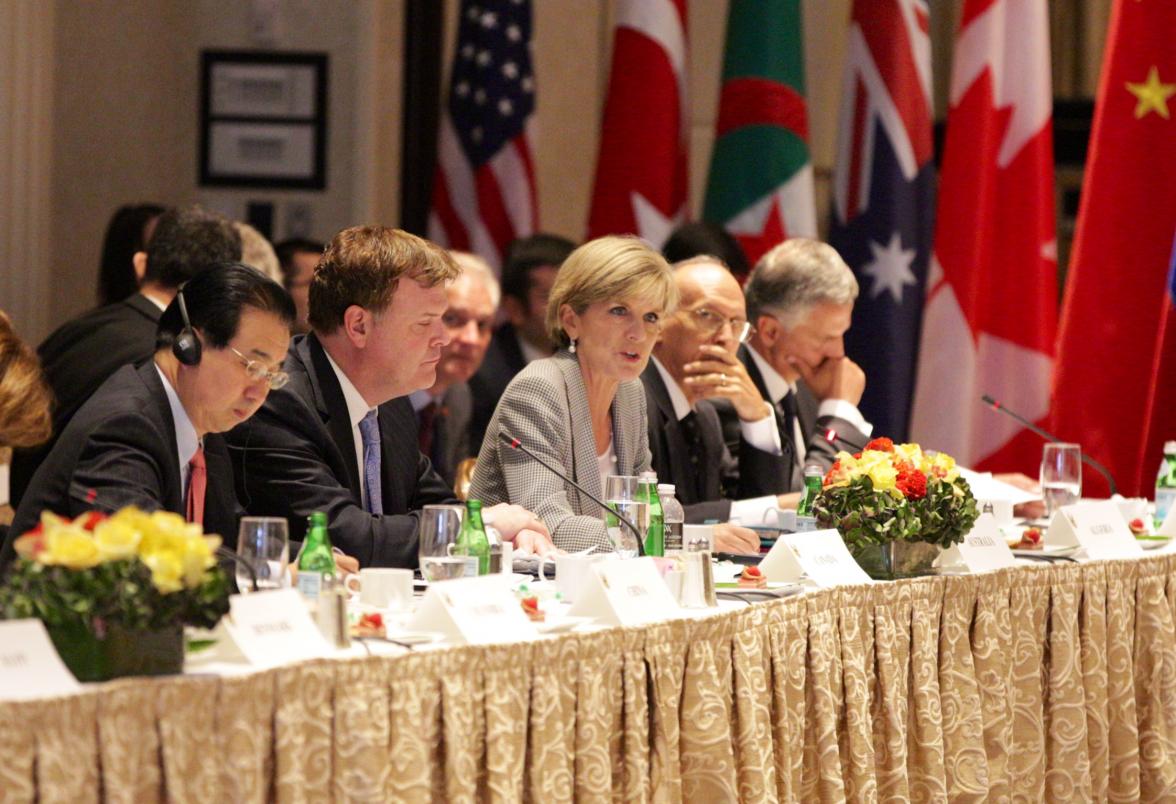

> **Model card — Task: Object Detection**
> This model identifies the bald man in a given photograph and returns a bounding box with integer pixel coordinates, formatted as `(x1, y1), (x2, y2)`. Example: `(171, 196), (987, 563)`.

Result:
(643, 256), (797, 554)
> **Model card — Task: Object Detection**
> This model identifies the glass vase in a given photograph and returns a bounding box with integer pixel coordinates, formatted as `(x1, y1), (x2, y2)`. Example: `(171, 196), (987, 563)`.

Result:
(47, 620), (184, 682)
(850, 540), (940, 581)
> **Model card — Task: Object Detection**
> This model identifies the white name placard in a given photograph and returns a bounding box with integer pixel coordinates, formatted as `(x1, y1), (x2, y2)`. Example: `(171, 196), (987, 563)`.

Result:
(1048, 501), (1144, 561)
(224, 588), (333, 668)
(759, 529), (873, 587)
(941, 514), (1017, 572)
(568, 557), (683, 626)
(410, 574), (537, 644)
(1160, 507), (1176, 538)
(0, 620), (82, 700)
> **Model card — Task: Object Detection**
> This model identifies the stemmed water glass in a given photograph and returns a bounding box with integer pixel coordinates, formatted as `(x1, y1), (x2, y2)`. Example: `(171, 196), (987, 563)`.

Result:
(235, 517), (289, 593)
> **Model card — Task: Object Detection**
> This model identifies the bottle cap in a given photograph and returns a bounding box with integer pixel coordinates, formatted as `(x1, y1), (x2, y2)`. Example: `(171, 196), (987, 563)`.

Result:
(658, 483), (675, 494)
(1165, 441), (1176, 454)
(639, 471), (658, 483)
(803, 464), (823, 476)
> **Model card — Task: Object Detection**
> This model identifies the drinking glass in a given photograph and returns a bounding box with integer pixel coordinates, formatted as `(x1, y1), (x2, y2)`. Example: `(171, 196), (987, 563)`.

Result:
(236, 517), (289, 593)
(1040, 443), (1082, 517)
(418, 504), (466, 582)
(605, 474), (640, 503)
(605, 500), (647, 558)
(604, 475), (646, 557)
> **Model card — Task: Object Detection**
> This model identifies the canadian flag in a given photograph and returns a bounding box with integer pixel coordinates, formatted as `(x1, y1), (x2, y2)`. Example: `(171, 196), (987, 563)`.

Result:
(585, 0), (688, 248)
(909, 0), (1057, 472)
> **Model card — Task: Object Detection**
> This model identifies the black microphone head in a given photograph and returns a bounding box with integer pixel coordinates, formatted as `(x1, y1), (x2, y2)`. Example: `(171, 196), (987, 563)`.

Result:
(498, 432), (516, 447)
(980, 394), (998, 408)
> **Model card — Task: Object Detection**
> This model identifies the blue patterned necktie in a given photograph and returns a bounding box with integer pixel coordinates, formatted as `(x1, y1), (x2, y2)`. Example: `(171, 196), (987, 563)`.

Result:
(358, 409), (383, 515)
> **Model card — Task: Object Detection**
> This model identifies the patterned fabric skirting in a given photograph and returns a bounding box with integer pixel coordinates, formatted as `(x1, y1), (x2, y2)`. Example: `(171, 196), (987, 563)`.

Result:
(4, 555), (1176, 802)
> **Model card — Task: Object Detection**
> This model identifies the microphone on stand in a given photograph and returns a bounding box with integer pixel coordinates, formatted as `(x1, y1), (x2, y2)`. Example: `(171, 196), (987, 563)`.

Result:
(499, 432), (646, 557)
(823, 427), (869, 453)
(980, 394), (1119, 496)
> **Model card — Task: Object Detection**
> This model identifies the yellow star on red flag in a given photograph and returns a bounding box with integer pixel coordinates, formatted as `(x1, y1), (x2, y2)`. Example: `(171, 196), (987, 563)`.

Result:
(1126, 66), (1175, 119)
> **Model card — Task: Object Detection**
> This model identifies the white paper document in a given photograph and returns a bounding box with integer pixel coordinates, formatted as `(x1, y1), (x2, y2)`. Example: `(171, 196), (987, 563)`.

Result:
(0, 620), (83, 700)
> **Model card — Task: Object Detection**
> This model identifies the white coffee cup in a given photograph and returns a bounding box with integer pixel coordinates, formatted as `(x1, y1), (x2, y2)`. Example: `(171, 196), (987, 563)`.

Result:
(553, 552), (603, 603)
(344, 568), (413, 611)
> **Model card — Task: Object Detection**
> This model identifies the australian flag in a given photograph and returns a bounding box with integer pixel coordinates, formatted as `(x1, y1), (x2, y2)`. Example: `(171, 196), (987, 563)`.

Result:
(828, 0), (935, 442)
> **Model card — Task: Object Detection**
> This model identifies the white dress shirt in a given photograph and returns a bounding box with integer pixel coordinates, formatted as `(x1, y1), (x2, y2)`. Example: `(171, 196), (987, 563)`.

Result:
(155, 363), (199, 493)
(323, 349), (378, 511)
(744, 345), (873, 471)
(649, 356), (779, 525)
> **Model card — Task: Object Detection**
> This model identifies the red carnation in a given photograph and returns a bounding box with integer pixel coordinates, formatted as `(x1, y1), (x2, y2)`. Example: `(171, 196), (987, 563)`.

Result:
(865, 437), (895, 452)
(896, 467), (927, 500)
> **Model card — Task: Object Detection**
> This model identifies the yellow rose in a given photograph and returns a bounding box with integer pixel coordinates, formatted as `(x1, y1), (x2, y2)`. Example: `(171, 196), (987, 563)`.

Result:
(143, 549), (185, 594)
(866, 461), (898, 493)
(40, 526), (102, 569)
(894, 443), (923, 465)
(179, 534), (219, 589)
(92, 520), (142, 561)
(929, 452), (959, 482)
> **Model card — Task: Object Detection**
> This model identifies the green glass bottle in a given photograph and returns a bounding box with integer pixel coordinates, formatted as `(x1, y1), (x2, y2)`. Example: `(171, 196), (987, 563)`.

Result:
(296, 511), (335, 599)
(455, 499), (490, 576)
(797, 466), (823, 517)
(638, 471), (664, 557)
(1156, 441), (1176, 528)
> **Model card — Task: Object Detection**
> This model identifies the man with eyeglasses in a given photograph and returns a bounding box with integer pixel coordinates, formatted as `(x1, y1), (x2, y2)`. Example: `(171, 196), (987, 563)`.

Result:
(4, 264), (295, 567)
(227, 226), (555, 569)
(642, 256), (795, 551)
(410, 252), (500, 485)
(740, 238), (871, 491)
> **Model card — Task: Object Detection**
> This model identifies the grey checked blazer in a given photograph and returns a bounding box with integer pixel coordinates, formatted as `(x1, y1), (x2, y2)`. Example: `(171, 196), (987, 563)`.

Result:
(469, 350), (652, 552)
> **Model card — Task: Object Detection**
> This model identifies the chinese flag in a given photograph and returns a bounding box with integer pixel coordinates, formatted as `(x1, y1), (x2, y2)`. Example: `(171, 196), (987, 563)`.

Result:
(1052, 0), (1176, 497)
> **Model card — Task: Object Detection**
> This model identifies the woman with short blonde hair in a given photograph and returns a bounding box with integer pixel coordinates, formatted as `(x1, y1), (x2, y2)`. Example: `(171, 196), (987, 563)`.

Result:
(471, 236), (678, 552)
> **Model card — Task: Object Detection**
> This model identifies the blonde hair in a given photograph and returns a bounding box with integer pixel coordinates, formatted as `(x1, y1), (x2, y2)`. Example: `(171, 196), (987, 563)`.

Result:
(0, 312), (52, 448)
(234, 222), (283, 284)
(545, 236), (677, 346)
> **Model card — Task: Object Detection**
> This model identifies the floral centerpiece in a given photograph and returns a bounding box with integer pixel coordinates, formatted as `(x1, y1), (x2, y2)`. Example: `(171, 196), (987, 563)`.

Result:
(811, 437), (979, 579)
(0, 507), (230, 681)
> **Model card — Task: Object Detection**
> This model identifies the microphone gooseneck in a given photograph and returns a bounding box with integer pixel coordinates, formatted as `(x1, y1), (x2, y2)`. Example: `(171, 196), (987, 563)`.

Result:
(823, 427), (869, 453)
(980, 394), (1119, 496)
(499, 432), (646, 556)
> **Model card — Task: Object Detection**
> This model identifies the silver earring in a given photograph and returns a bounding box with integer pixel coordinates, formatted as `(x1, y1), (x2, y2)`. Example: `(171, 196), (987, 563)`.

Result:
(569, 338), (577, 354)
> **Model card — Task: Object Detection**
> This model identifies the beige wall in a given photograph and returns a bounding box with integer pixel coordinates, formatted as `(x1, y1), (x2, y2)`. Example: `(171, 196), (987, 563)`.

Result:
(6, 0), (1109, 342)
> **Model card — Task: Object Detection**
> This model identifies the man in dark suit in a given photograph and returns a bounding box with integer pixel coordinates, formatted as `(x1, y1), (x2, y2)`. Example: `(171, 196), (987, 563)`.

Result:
(411, 252), (499, 486)
(4, 264), (296, 567)
(9, 206), (241, 507)
(643, 258), (793, 550)
(467, 233), (575, 451)
(739, 238), (872, 490)
(228, 226), (554, 569)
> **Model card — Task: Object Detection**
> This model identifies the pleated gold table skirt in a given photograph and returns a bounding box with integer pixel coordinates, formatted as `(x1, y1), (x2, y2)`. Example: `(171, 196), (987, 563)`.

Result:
(4, 555), (1176, 802)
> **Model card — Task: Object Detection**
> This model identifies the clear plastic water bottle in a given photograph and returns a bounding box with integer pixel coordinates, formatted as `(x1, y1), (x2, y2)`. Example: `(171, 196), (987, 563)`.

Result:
(658, 483), (684, 555)
(1156, 441), (1176, 528)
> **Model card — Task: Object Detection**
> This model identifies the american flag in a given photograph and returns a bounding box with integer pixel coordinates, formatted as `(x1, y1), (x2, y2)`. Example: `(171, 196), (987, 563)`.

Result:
(828, 0), (935, 442)
(429, 0), (537, 270)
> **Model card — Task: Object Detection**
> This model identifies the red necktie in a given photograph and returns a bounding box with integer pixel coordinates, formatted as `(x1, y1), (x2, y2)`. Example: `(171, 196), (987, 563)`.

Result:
(186, 446), (206, 526)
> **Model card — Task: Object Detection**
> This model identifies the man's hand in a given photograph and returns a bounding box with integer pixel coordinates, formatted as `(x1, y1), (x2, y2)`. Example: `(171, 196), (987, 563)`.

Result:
(775, 491), (803, 510)
(683, 344), (772, 422)
(789, 354), (865, 405)
(714, 523), (761, 554)
(484, 503), (553, 544)
(994, 472), (1047, 519)
(333, 552), (360, 576)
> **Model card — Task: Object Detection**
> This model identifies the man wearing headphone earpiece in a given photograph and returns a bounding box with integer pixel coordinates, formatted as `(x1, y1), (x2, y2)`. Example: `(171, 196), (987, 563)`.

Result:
(3, 264), (297, 568)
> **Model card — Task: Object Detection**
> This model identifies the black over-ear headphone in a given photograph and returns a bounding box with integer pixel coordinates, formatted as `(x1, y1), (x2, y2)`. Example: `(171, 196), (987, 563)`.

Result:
(172, 285), (202, 366)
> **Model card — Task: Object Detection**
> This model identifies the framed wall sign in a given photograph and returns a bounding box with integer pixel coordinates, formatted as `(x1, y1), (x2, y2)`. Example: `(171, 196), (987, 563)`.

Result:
(199, 50), (328, 189)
